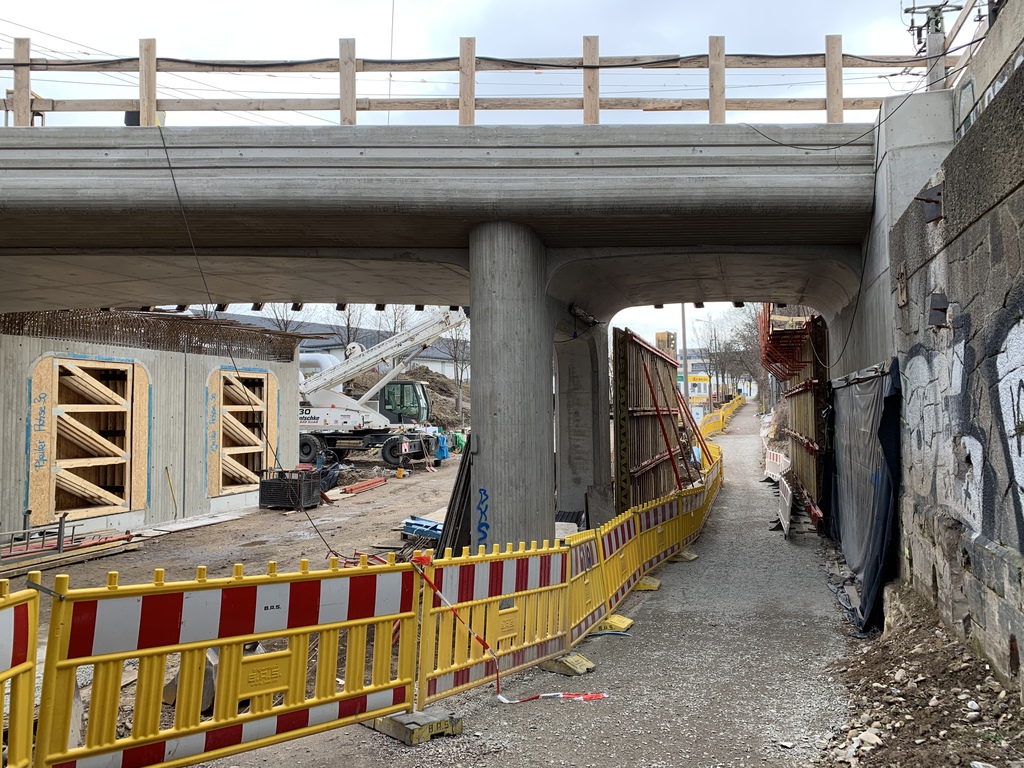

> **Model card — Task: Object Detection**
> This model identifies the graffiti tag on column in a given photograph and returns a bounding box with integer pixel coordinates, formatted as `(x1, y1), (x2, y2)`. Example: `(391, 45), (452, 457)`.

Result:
(31, 392), (48, 471)
(476, 488), (490, 545)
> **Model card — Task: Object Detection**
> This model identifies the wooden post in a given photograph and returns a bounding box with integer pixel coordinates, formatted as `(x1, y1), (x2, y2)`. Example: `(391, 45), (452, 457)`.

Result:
(139, 38), (158, 127)
(583, 35), (599, 125)
(459, 37), (476, 126)
(825, 35), (843, 123)
(708, 36), (725, 124)
(339, 38), (357, 125)
(13, 38), (31, 127)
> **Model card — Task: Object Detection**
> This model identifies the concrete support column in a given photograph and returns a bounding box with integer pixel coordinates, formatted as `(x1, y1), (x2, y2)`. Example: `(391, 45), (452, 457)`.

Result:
(469, 222), (554, 548)
(555, 324), (611, 520)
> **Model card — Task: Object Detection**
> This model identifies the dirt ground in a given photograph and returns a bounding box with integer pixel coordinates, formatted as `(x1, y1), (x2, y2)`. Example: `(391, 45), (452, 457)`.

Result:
(25, 408), (1024, 767)
(817, 586), (1024, 767)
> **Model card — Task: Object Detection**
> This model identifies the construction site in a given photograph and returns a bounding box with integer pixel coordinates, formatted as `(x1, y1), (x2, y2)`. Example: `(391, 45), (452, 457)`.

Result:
(3, 1), (1024, 765)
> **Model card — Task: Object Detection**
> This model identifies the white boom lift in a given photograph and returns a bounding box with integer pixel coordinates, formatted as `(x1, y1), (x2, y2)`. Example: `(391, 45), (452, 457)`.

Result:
(298, 308), (467, 466)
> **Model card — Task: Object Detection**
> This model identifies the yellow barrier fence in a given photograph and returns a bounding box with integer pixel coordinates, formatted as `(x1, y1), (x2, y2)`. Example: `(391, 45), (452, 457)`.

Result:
(34, 556), (418, 768)
(1, 574), (40, 768)
(16, 450), (728, 767)
(698, 411), (724, 438)
(634, 493), (683, 576)
(597, 511), (644, 613)
(417, 542), (569, 706)
(564, 530), (607, 646)
(681, 446), (724, 548)
(698, 396), (746, 439)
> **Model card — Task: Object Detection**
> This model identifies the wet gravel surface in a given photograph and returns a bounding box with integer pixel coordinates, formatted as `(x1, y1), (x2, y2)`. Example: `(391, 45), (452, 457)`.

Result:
(202, 407), (850, 768)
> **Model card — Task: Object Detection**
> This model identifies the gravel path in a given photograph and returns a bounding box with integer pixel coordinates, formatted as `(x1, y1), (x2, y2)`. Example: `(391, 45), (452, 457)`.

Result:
(204, 405), (850, 768)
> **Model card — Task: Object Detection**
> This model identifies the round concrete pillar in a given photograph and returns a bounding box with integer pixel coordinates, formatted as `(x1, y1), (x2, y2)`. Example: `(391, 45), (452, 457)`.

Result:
(469, 222), (554, 549)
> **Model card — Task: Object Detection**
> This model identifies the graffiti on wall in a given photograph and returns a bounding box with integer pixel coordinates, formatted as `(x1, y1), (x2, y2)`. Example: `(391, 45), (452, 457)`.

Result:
(903, 291), (1024, 551)
(903, 314), (991, 537)
(997, 320), (1024, 502)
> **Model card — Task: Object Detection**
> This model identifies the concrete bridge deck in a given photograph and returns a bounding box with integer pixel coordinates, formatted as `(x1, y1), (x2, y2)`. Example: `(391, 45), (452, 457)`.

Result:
(0, 124), (874, 316)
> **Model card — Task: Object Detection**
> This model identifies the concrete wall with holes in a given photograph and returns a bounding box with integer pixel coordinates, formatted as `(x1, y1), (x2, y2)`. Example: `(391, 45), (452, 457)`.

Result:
(892, 57), (1024, 683)
(0, 334), (298, 534)
(826, 89), (955, 376)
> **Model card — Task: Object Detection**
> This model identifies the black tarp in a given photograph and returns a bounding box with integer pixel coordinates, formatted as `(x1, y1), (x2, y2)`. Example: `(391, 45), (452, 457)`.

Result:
(828, 358), (902, 631)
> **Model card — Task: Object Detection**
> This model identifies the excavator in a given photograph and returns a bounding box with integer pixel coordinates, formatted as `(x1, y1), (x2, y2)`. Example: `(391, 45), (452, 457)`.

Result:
(297, 308), (467, 466)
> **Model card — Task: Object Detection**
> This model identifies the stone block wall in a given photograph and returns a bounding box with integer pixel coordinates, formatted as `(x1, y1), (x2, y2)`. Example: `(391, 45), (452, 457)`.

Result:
(893, 56), (1024, 682)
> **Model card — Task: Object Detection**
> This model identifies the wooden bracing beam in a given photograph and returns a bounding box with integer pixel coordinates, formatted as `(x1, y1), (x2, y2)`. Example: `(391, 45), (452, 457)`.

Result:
(57, 413), (127, 458)
(222, 454), (260, 485)
(221, 411), (262, 447)
(58, 363), (128, 406)
(54, 469), (126, 507)
(223, 374), (264, 407)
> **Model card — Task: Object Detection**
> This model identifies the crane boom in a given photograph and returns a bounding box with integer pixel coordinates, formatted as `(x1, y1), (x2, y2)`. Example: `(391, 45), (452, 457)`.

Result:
(299, 308), (467, 398)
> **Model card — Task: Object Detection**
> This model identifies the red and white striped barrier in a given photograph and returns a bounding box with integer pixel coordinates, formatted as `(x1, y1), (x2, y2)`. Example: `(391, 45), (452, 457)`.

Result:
(779, 475), (794, 537)
(429, 553), (567, 608)
(600, 516), (637, 561)
(570, 538), (599, 578)
(65, 571), (416, 658)
(600, 516), (642, 611)
(566, 534), (607, 645)
(637, 498), (682, 572)
(51, 686), (408, 768)
(0, 599), (31, 674)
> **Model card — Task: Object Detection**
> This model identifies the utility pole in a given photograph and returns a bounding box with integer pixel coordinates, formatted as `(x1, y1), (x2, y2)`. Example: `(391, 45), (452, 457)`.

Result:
(925, 6), (946, 91)
(680, 303), (691, 412)
(904, 4), (957, 90)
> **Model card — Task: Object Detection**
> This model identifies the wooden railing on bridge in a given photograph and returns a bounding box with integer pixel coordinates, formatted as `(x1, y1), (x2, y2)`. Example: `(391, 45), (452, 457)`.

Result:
(2, 31), (980, 128)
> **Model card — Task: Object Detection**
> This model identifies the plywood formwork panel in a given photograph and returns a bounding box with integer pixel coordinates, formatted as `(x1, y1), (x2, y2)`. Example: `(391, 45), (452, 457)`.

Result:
(207, 368), (279, 498)
(26, 356), (149, 525)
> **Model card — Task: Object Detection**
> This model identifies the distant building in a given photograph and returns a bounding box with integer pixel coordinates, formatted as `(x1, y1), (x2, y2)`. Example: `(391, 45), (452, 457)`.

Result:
(206, 312), (468, 381)
(655, 331), (677, 360)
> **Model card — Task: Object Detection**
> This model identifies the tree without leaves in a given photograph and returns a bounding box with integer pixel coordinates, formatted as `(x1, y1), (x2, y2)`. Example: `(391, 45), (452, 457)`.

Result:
(690, 319), (730, 404)
(373, 305), (411, 348)
(722, 304), (768, 404)
(262, 303), (309, 333)
(323, 304), (369, 349)
(436, 319), (471, 423)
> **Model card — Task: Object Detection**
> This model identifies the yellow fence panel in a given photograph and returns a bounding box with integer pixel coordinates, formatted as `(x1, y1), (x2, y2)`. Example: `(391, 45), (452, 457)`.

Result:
(1, 575), (40, 768)
(699, 412), (724, 438)
(417, 542), (568, 706)
(564, 531), (608, 646)
(597, 512), (643, 613)
(634, 493), (682, 576)
(34, 557), (418, 768)
(698, 396), (746, 439)
(678, 450), (724, 547)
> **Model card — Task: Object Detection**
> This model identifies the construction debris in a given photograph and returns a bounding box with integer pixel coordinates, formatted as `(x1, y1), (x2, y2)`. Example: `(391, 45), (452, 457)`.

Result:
(340, 477), (388, 495)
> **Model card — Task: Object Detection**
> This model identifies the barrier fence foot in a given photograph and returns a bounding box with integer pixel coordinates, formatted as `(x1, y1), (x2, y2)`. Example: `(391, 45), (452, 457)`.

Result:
(595, 614), (634, 633)
(670, 549), (700, 562)
(633, 576), (661, 591)
(539, 652), (596, 677)
(365, 707), (463, 746)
